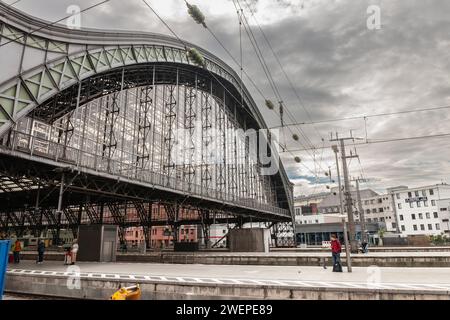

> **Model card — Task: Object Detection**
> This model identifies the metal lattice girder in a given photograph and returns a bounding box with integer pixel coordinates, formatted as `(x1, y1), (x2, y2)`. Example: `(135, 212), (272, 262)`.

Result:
(183, 81), (197, 188)
(0, 4), (295, 220)
(136, 86), (153, 168)
(0, 6), (257, 139)
(200, 84), (213, 195)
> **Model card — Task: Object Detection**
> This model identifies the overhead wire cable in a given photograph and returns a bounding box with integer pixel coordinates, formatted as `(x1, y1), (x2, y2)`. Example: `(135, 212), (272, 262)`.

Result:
(0, 0), (112, 48)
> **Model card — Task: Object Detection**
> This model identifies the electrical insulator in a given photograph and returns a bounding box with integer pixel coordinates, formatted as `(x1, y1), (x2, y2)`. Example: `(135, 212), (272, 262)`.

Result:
(265, 100), (275, 110)
(187, 48), (205, 66)
(186, 2), (207, 28)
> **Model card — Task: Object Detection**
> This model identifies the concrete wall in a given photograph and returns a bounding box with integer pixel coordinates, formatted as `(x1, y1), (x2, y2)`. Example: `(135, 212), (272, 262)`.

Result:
(17, 251), (450, 267)
(5, 273), (450, 300)
(228, 229), (270, 253)
(77, 225), (118, 262)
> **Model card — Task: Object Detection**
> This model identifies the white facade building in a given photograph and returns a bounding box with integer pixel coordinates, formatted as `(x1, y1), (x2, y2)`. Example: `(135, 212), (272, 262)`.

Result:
(297, 214), (343, 226)
(361, 194), (398, 232)
(389, 184), (450, 236)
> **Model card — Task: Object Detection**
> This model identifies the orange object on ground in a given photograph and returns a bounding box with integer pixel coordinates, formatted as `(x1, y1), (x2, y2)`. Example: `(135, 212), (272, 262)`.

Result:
(110, 285), (141, 300)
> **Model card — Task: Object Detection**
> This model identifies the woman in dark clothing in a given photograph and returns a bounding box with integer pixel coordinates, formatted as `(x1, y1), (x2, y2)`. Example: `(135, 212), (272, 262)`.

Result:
(330, 234), (343, 272)
(37, 239), (45, 264)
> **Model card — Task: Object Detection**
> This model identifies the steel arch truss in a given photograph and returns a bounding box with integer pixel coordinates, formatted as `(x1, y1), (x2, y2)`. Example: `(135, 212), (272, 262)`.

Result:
(0, 5), (295, 243)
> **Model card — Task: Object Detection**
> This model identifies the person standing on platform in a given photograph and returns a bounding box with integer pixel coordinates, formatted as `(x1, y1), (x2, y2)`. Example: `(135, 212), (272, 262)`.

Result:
(330, 234), (343, 272)
(13, 239), (22, 264)
(71, 239), (79, 265)
(37, 239), (45, 264)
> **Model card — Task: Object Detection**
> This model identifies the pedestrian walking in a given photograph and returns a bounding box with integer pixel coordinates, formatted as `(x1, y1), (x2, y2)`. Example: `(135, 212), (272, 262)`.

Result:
(330, 234), (343, 272)
(37, 239), (45, 264)
(71, 239), (79, 265)
(13, 239), (22, 264)
(63, 244), (72, 265)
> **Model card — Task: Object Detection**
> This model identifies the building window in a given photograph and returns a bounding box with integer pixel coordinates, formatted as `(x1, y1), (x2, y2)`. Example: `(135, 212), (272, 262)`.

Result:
(408, 192), (412, 198)
(434, 212), (439, 218)
(366, 209), (371, 214)
(400, 215), (404, 221)
(415, 191), (420, 197)
(398, 203), (402, 209)
(419, 213), (423, 219)
(396, 193), (400, 199)
(424, 201), (428, 207)
(431, 200), (436, 206)
(420, 224), (425, 231)
(409, 202), (414, 208)
(401, 225), (405, 231)
(413, 225), (417, 231)
(430, 189), (434, 195)
(367, 218), (372, 222)
(426, 212), (431, 219)
(411, 214), (416, 220)
(417, 201), (421, 207)
(422, 190), (427, 197)
(392, 222), (397, 229)
(379, 208), (384, 213)
(428, 224), (433, 230)
(436, 224), (441, 230)
(372, 209), (377, 213)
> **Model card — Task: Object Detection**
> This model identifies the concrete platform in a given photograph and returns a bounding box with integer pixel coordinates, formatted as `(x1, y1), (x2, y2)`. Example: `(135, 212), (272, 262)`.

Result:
(17, 250), (450, 267)
(273, 246), (450, 253)
(5, 261), (450, 300)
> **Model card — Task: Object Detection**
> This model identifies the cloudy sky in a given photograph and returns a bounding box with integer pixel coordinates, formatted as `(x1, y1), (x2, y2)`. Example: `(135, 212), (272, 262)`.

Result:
(6, 0), (450, 197)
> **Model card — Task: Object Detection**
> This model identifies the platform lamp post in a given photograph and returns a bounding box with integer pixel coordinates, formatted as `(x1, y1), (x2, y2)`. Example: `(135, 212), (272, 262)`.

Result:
(332, 145), (352, 272)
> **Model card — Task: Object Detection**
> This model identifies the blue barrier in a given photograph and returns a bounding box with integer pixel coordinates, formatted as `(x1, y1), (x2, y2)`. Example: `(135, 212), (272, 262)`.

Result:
(0, 240), (11, 300)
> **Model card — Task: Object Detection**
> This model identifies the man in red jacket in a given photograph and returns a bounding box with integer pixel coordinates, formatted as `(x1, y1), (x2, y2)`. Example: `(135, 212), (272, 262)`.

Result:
(330, 234), (343, 272)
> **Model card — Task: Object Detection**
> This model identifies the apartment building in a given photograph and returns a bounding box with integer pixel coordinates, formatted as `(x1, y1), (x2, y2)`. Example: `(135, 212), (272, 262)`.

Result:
(361, 194), (397, 232)
(389, 184), (450, 236)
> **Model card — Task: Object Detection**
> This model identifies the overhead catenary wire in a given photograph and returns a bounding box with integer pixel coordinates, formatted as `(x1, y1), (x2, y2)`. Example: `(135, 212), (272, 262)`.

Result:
(182, 1), (322, 173)
(230, 1), (316, 149)
(238, 0), (334, 176)
(240, 0), (324, 143)
(142, 1), (328, 183)
(233, 0), (318, 151)
(141, 1), (263, 125)
(285, 132), (450, 153)
(4, 0), (22, 8)
(232, 0), (328, 177)
(0, 0), (112, 48)
(185, 1), (319, 160)
(271, 104), (450, 128)
(231, 1), (320, 153)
